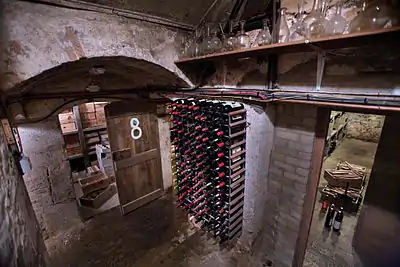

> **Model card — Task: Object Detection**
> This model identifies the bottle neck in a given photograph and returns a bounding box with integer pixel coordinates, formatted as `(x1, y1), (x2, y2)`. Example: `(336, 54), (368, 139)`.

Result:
(262, 19), (269, 30)
(311, 0), (323, 12)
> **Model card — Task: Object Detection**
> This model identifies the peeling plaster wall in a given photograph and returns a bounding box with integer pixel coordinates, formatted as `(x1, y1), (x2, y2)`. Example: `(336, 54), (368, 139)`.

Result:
(239, 104), (275, 249)
(345, 113), (384, 143)
(18, 117), (81, 240)
(0, 0), (190, 92)
(158, 116), (173, 191)
(0, 124), (49, 266)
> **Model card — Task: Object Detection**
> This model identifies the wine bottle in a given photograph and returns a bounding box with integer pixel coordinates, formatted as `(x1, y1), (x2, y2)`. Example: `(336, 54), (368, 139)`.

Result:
(333, 207), (344, 232)
(324, 204), (335, 228)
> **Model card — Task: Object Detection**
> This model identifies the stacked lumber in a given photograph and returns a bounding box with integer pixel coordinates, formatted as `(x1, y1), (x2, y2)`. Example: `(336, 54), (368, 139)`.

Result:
(324, 161), (366, 189)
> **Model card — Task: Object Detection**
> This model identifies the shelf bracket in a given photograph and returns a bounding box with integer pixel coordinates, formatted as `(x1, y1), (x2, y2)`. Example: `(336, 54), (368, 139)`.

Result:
(316, 51), (326, 91)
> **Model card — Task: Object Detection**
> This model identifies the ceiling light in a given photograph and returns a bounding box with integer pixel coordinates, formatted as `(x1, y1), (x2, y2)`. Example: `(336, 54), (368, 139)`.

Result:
(86, 84), (101, 92)
(90, 66), (106, 75)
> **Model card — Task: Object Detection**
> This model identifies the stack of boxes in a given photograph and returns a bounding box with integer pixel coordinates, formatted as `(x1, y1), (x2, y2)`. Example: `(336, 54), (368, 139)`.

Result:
(79, 102), (107, 129)
(58, 108), (77, 133)
(58, 109), (82, 157)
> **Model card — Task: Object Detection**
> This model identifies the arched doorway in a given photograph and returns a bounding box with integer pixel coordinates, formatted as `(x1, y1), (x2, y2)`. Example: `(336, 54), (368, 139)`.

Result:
(3, 56), (196, 266)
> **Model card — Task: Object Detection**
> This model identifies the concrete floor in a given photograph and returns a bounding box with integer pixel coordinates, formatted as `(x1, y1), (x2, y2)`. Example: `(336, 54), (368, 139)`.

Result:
(45, 192), (257, 267)
(303, 138), (379, 267)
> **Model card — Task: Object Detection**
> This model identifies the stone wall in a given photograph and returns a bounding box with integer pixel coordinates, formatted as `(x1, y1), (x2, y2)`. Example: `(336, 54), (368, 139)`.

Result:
(158, 116), (173, 191)
(345, 113), (384, 143)
(0, 0), (189, 92)
(257, 103), (317, 267)
(18, 117), (81, 240)
(353, 113), (400, 267)
(0, 123), (49, 266)
(239, 104), (275, 249)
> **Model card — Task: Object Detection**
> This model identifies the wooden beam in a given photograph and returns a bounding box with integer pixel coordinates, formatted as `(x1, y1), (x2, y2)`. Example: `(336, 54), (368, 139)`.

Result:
(73, 105), (89, 167)
(292, 107), (330, 267)
(115, 149), (158, 170)
(121, 189), (163, 215)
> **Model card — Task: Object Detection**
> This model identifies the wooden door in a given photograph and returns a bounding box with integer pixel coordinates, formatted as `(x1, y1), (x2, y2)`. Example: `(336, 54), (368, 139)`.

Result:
(105, 101), (163, 215)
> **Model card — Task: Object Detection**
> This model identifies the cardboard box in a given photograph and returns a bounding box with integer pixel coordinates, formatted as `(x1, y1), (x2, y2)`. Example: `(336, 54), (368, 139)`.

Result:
(61, 122), (77, 133)
(79, 184), (117, 209)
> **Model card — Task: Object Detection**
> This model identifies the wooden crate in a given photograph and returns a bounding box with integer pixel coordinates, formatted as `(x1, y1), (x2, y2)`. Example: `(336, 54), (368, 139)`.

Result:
(81, 112), (96, 121)
(79, 173), (110, 195)
(324, 170), (364, 189)
(80, 103), (95, 113)
(80, 184), (117, 209)
(58, 112), (75, 124)
(61, 122), (77, 133)
(67, 147), (82, 156)
(82, 118), (98, 128)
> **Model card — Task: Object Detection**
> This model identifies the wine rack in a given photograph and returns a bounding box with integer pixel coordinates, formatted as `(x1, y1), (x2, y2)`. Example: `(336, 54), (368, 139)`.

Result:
(169, 98), (246, 241)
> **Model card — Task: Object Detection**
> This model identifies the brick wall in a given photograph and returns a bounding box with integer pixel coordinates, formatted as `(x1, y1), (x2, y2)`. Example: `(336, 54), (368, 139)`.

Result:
(259, 103), (317, 267)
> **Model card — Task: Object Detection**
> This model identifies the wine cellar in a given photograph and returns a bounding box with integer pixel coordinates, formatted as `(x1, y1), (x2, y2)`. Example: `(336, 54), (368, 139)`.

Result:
(2, 0), (400, 266)
(169, 99), (246, 241)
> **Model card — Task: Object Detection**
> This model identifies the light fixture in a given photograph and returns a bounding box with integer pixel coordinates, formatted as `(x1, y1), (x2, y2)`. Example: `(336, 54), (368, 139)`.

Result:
(86, 84), (101, 92)
(89, 66), (106, 75)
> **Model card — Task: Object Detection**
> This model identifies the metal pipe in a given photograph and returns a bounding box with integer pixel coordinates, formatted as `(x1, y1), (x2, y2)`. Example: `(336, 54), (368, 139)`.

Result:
(274, 99), (400, 112)
(21, 0), (194, 31)
(270, 89), (400, 98)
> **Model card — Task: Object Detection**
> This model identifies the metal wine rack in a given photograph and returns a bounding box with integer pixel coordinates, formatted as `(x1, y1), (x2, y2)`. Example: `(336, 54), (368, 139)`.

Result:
(169, 99), (246, 242)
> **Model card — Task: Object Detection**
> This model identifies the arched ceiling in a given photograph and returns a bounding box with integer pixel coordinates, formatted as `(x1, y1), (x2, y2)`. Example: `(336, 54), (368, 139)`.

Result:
(6, 56), (189, 99)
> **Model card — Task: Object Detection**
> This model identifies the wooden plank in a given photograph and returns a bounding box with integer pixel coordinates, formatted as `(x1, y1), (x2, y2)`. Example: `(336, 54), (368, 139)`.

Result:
(121, 189), (162, 215)
(115, 149), (158, 170)
(106, 100), (157, 118)
(231, 168), (245, 179)
(73, 106), (88, 167)
(229, 208), (243, 223)
(230, 139), (246, 149)
(175, 27), (400, 64)
(293, 107), (330, 267)
(230, 129), (246, 139)
(229, 119), (246, 127)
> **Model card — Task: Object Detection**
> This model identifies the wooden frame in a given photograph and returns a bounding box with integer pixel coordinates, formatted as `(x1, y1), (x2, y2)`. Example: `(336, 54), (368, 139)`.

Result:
(293, 106), (392, 266)
(293, 107), (330, 267)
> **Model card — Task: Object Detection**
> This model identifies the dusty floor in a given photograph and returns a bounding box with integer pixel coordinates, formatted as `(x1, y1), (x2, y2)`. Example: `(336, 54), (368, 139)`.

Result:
(303, 138), (379, 267)
(46, 193), (257, 267)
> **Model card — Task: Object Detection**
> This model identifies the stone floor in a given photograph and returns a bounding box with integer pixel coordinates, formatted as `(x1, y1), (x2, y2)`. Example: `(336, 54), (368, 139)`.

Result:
(46, 192), (257, 267)
(303, 138), (379, 267)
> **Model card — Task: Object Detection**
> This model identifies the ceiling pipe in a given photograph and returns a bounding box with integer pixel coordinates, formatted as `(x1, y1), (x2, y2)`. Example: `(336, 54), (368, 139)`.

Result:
(20, 0), (194, 31)
(274, 99), (400, 112)
(269, 89), (400, 98)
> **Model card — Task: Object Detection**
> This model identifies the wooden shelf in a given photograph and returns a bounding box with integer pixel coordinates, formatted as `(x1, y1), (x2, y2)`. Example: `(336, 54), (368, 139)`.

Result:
(68, 154), (84, 160)
(63, 130), (78, 136)
(175, 27), (400, 64)
(83, 125), (107, 133)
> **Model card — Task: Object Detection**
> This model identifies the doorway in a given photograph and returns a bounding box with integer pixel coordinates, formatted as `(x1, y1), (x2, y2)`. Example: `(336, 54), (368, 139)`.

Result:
(303, 111), (385, 266)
